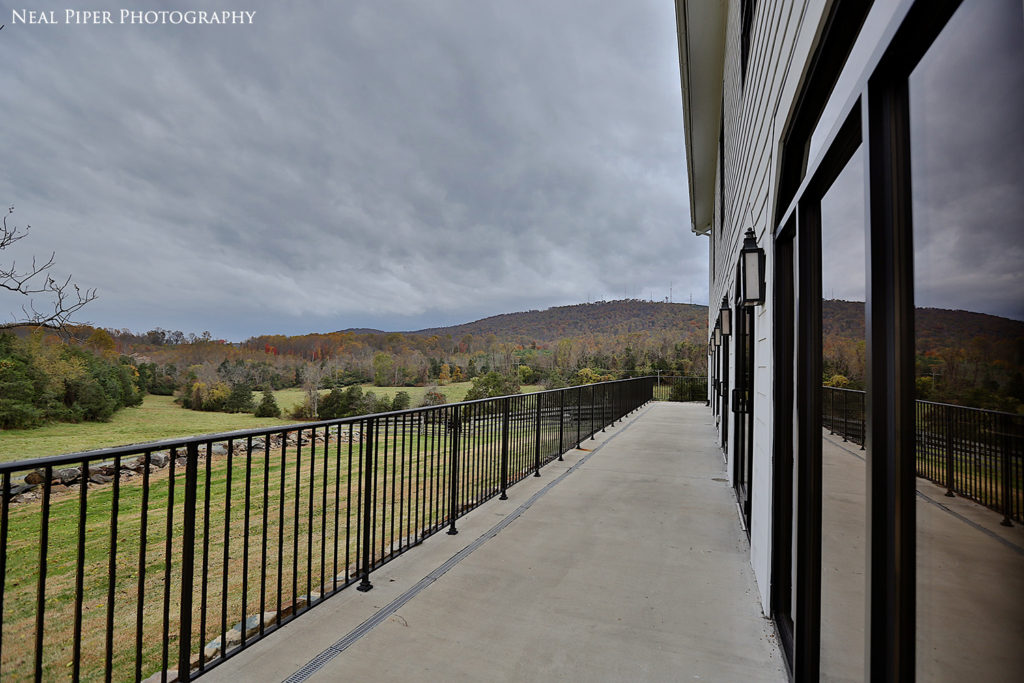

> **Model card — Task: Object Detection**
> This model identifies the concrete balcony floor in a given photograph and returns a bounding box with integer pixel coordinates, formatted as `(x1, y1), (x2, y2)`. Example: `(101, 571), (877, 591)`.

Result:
(206, 402), (786, 682)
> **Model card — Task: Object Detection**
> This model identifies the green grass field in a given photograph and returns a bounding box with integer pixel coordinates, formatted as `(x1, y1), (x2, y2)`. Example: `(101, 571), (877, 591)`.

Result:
(0, 411), (564, 681)
(0, 384), (544, 464)
(0, 396), (295, 463)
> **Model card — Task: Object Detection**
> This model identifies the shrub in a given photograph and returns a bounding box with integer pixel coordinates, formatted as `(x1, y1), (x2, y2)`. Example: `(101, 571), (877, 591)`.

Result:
(420, 388), (447, 407)
(289, 399), (315, 420)
(391, 391), (411, 411)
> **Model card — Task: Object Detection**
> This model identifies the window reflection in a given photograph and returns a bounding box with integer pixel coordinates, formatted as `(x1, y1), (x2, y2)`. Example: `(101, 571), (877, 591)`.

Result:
(911, 0), (1024, 679)
(819, 145), (866, 681)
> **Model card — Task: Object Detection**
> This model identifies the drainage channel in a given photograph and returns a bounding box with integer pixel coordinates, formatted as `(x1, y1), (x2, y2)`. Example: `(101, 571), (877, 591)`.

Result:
(282, 404), (652, 683)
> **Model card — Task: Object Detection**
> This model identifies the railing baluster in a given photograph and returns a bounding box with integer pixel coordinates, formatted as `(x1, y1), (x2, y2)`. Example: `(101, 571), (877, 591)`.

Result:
(344, 425), (353, 586)
(160, 453), (175, 683)
(72, 460), (89, 681)
(577, 387), (582, 447)
(276, 435), (287, 627)
(558, 390), (565, 461)
(307, 429), (315, 606)
(500, 398), (510, 499)
(358, 419), (375, 592)
(199, 445), (211, 666)
(135, 453), (151, 682)
(178, 443), (199, 681)
(534, 395), (542, 477)
(222, 441), (233, 651)
(259, 438), (270, 638)
(333, 426), (341, 593)
(105, 455), (121, 683)
(321, 427), (328, 597)
(590, 386), (596, 440)
(945, 405), (956, 497)
(447, 409), (461, 535)
(34, 466), (52, 683)
(292, 431), (301, 616)
(0, 472), (9, 677)
(242, 437), (253, 648)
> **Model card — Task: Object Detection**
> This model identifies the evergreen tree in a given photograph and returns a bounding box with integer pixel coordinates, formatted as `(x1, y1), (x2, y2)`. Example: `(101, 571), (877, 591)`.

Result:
(224, 383), (255, 413)
(254, 388), (281, 417)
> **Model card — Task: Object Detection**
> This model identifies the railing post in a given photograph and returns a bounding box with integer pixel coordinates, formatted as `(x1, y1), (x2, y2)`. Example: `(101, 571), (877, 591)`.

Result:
(447, 410), (461, 534)
(500, 398), (510, 499)
(177, 443), (199, 680)
(533, 395), (542, 476)
(1000, 413), (1013, 527)
(944, 405), (955, 497)
(558, 390), (565, 461)
(357, 419), (375, 591)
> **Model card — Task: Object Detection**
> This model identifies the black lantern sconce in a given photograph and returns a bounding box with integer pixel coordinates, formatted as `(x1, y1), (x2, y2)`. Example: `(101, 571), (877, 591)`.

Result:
(713, 321), (722, 348)
(740, 227), (766, 307)
(719, 296), (732, 336)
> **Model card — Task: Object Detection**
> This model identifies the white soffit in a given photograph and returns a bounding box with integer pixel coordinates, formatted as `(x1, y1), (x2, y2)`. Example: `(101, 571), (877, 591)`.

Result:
(675, 0), (727, 236)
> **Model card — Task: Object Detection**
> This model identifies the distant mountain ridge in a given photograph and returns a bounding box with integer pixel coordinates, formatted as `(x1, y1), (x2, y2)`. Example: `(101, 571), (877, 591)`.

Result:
(339, 300), (709, 342)
(822, 299), (1024, 345)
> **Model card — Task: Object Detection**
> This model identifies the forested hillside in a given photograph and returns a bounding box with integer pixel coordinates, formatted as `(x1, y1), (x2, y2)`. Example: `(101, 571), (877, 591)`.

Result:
(2, 301), (710, 430)
(407, 300), (708, 342)
(822, 299), (1024, 411)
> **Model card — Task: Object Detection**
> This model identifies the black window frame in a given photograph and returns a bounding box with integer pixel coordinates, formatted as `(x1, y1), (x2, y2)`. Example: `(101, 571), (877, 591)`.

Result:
(769, 0), (966, 680)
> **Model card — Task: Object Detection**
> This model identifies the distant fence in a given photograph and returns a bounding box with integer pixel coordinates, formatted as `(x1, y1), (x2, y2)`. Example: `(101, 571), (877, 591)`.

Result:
(822, 386), (1022, 525)
(0, 377), (654, 681)
(652, 376), (708, 403)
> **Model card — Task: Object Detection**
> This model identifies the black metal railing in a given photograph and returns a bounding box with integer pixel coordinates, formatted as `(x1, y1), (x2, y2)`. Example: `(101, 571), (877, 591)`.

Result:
(0, 377), (653, 682)
(822, 386), (867, 447)
(822, 386), (1023, 525)
(652, 376), (708, 402)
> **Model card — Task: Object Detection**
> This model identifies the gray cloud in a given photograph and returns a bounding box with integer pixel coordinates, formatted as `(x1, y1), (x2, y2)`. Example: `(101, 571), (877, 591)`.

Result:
(812, 0), (1023, 322)
(0, 0), (705, 339)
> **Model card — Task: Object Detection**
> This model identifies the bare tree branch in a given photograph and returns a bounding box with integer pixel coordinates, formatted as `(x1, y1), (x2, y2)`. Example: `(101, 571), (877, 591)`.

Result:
(1, 206), (98, 338)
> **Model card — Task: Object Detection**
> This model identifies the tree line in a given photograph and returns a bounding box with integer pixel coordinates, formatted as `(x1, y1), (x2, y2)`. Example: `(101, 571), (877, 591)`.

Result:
(0, 330), (143, 429)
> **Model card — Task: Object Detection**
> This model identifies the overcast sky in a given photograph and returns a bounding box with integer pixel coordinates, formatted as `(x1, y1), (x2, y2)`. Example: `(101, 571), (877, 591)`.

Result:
(0, 1), (705, 341)
(811, 0), (1023, 322)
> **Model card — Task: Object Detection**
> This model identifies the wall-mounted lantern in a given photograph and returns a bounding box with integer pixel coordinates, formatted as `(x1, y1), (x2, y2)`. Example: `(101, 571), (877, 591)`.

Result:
(713, 322), (722, 348)
(740, 227), (766, 307)
(719, 296), (732, 336)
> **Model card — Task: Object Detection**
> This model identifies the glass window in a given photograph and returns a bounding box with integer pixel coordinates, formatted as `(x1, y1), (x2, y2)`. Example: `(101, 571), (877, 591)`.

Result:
(819, 145), (867, 681)
(910, 0), (1024, 679)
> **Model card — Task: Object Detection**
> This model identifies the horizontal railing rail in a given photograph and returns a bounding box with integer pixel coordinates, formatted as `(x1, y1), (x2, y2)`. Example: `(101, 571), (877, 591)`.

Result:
(0, 377), (654, 682)
(822, 386), (1022, 525)
(652, 376), (708, 402)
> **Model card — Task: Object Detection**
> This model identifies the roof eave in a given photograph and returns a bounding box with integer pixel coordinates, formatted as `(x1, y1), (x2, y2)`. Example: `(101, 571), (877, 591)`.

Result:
(675, 0), (728, 236)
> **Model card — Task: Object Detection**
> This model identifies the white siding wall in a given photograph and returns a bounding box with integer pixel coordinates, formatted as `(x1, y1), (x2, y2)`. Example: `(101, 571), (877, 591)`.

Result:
(710, 0), (832, 614)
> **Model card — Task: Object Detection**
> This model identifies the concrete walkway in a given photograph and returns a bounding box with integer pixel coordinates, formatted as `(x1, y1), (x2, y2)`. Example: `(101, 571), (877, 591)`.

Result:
(206, 402), (786, 682)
